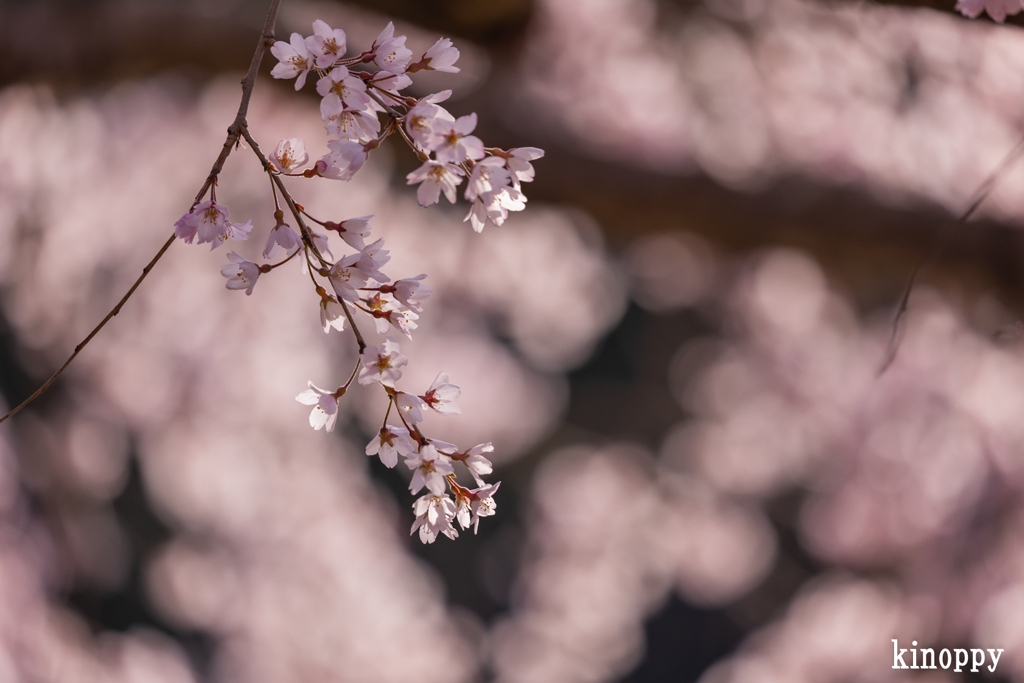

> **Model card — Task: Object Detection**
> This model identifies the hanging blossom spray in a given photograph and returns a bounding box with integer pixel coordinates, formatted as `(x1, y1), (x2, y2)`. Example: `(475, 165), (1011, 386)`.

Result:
(173, 19), (544, 543)
(0, 5), (541, 543)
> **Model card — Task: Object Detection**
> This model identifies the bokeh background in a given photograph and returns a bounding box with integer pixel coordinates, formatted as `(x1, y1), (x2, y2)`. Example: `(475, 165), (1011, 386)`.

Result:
(3, 0), (1024, 680)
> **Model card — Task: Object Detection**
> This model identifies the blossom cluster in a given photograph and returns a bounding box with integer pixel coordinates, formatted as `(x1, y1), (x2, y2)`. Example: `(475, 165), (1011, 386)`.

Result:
(270, 19), (544, 231)
(172, 19), (539, 542)
(297, 342), (500, 543)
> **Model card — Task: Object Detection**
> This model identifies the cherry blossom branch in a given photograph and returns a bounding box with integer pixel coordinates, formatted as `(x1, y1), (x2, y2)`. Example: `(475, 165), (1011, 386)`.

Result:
(264, 243), (302, 270)
(194, 0), (283, 204)
(365, 88), (403, 118)
(239, 126), (330, 264)
(0, 0), (283, 426)
(273, 23), (528, 543)
(237, 125), (368, 352)
(0, 235), (177, 426)
(391, 113), (427, 161)
(337, 297), (368, 353)
(343, 357), (361, 389)
(880, 132), (1024, 374)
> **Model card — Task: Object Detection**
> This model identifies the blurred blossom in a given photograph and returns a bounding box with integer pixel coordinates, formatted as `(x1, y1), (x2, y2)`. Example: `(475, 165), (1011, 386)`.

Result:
(698, 576), (941, 683)
(975, 582), (1024, 677)
(656, 243), (1024, 671)
(521, 0), (1024, 218)
(491, 446), (775, 682)
(657, 474), (776, 606)
(0, 498), (197, 683)
(492, 446), (666, 683)
(147, 541), (241, 632)
(456, 209), (627, 373)
(521, 0), (693, 171)
(626, 232), (718, 313)
(802, 400), (987, 563)
(65, 416), (130, 500)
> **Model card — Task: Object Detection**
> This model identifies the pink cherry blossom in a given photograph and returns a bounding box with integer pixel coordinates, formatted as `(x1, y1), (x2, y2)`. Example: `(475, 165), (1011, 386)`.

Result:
(464, 192), (506, 233)
(405, 444), (455, 496)
(506, 147), (545, 186)
(389, 308), (419, 338)
(364, 293), (419, 338)
(433, 113), (485, 164)
(502, 185), (527, 209)
(295, 382), (340, 432)
(304, 19), (346, 68)
(403, 92), (453, 150)
(370, 22), (413, 73)
(177, 200), (252, 249)
(411, 38), (460, 73)
(387, 274), (432, 313)
(465, 185), (527, 233)
(263, 222), (299, 259)
(271, 137), (309, 173)
(174, 200), (220, 245)
(318, 294), (346, 333)
(319, 139), (369, 181)
(420, 372), (461, 415)
(173, 209), (200, 244)
(220, 252), (260, 295)
(465, 157), (511, 202)
(368, 70), (413, 101)
(406, 160), (463, 206)
(309, 229), (333, 261)
(327, 252), (368, 302)
(316, 67), (372, 112)
(465, 197), (493, 233)
(356, 239), (391, 282)
(165, 18), (541, 544)
(428, 438), (459, 455)
(410, 493), (459, 544)
(454, 482), (500, 533)
(321, 97), (380, 142)
(357, 337), (406, 387)
(207, 217), (253, 250)
(454, 443), (494, 487)
(366, 425), (416, 468)
(334, 215), (373, 251)
(270, 33), (314, 90)
(397, 392), (428, 424)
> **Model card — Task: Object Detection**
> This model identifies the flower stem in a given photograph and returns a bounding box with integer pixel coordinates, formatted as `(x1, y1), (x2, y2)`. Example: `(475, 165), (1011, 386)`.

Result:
(0, 0), (284, 426)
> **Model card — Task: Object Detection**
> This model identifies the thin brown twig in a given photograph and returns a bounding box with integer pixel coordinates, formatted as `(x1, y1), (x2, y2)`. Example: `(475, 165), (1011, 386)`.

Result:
(238, 125), (368, 353)
(343, 356), (361, 389)
(390, 112), (428, 161)
(265, 243), (303, 271)
(879, 132), (1024, 375)
(338, 297), (368, 353)
(0, 235), (177, 425)
(366, 88), (404, 119)
(238, 127), (327, 263)
(0, 0), (283, 426)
